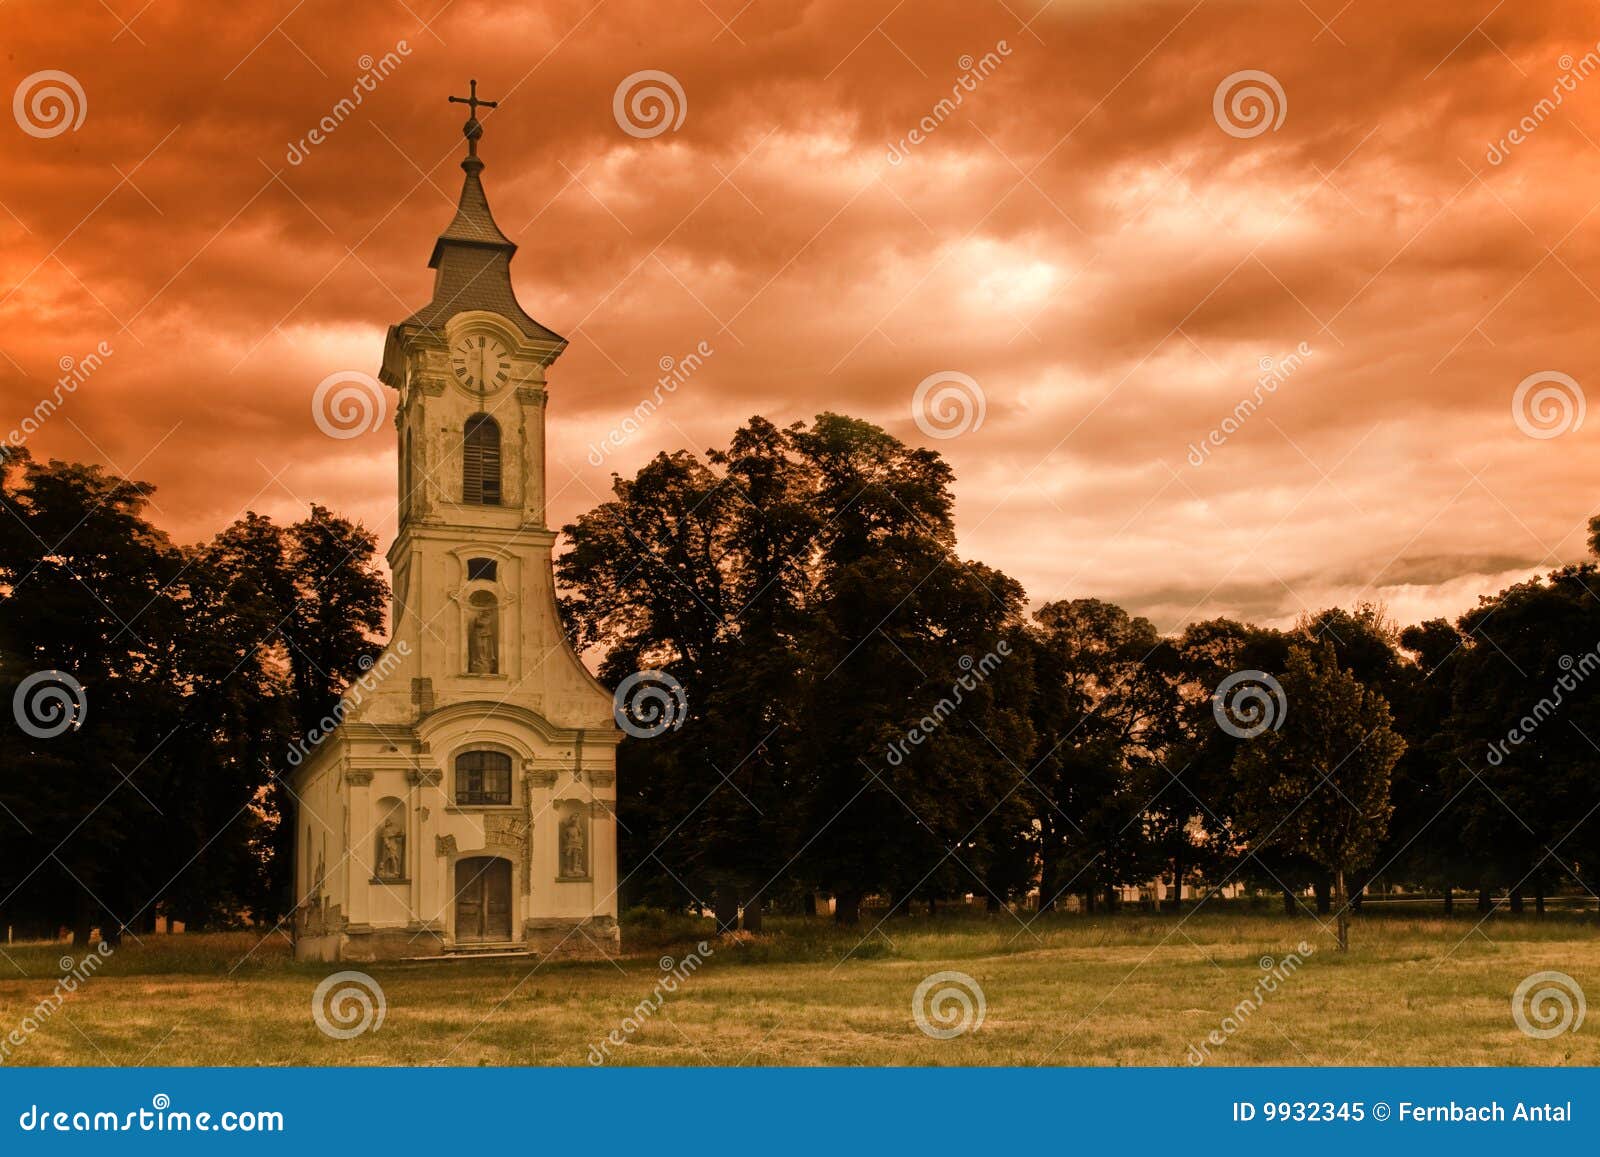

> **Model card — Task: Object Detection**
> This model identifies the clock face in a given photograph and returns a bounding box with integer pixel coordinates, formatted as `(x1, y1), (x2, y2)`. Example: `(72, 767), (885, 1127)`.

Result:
(451, 335), (512, 392)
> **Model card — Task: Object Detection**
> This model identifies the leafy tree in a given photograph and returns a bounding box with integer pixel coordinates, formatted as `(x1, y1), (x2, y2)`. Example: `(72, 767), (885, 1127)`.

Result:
(1167, 617), (1295, 910)
(1025, 599), (1174, 912)
(0, 455), (188, 941)
(1391, 618), (1474, 911)
(1233, 642), (1404, 950)
(1442, 557), (1600, 913)
(0, 454), (390, 936)
(560, 414), (1036, 926)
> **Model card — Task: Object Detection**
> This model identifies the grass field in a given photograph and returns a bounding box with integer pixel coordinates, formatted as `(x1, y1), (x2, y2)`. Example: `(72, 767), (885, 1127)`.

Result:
(0, 908), (1595, 1066)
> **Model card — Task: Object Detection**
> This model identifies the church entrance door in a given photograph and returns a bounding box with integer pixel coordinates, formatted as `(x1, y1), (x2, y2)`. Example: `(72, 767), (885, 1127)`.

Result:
(454, 857), (513, 943)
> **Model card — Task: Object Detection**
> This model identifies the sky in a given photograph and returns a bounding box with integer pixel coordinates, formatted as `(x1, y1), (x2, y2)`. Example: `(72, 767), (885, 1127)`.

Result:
(1, 0), (1597, 634)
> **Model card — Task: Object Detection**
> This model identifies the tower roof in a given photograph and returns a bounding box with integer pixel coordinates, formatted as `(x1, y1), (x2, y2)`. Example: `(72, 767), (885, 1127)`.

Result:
(427, 156), (515, 268)
(400, 81), (566, 353)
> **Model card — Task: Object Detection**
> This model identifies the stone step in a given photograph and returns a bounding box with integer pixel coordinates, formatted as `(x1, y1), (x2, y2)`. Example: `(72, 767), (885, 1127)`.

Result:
(401, 943), (537, 962)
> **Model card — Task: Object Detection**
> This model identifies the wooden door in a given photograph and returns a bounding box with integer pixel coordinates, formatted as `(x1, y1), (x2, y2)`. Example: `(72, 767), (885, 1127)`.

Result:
(454, 857), (513, 942)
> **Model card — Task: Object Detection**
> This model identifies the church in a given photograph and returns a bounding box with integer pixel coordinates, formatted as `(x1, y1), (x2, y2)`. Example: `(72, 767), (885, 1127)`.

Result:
(292, 84), (622, 962)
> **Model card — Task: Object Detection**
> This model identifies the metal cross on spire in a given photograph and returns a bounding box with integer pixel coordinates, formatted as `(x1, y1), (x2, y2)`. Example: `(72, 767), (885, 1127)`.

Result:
(447, 79), (499, 158)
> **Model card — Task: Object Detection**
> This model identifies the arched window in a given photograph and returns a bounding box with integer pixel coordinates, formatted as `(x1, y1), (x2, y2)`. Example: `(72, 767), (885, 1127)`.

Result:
(462, 414), (501, 505)
(456, 750), (512, 806)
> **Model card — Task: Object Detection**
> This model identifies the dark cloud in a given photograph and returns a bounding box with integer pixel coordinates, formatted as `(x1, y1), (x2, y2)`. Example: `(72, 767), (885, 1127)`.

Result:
(2, 0), (1596, 629)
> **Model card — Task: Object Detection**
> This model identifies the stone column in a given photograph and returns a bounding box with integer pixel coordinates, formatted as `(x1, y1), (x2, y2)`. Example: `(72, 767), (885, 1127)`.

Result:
(590, 798), (617, 917)
(517, 384), (548, 527)
(408, 765), (443, 931)
(526, 766), (559, 912)
(345, 769), (374, 927)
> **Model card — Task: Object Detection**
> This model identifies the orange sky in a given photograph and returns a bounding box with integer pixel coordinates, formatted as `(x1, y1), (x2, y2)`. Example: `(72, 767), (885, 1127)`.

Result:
(2, 0), (1597, 632)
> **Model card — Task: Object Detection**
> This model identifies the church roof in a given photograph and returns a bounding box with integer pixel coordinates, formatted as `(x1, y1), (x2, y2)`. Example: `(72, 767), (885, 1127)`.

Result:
(427, 157), (515, 265)
(402, 146), (567, 352)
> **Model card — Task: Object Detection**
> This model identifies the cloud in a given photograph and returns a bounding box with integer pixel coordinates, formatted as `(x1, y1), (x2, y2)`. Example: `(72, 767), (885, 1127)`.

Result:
(1, 0), (1595, 632)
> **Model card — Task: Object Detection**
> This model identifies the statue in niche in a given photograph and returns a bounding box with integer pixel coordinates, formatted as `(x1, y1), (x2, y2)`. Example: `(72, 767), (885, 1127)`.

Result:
(376, 817), (406, 881)
(560, 810), (587, 878)
(467, 591), (498, 674)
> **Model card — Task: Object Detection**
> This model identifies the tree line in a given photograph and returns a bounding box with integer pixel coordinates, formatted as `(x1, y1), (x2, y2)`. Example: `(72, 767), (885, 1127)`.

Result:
(560, 414), (1600, 947)
(0, 450), (386, 942)
(2, 413), (1597, 947)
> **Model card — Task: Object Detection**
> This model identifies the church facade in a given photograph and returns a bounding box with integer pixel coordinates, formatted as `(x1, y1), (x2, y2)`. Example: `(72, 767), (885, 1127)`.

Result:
(293, 88), (621, 962)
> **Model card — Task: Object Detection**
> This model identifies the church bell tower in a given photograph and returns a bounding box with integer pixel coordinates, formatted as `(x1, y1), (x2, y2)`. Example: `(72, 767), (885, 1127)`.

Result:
(292, 82), (622, 963)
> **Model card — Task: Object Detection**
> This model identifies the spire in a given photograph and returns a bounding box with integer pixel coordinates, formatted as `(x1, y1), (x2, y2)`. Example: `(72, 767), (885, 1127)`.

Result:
(429, 79), (514, 268)
(401, 79), (566, 356)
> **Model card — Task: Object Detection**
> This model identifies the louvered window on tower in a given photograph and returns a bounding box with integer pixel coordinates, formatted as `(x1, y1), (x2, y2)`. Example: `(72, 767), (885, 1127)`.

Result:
(462, 414), (502, 505)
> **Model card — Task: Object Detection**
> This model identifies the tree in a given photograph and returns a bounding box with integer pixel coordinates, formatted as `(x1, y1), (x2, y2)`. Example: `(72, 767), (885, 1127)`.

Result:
(558, 414), (1037, 925)
(0, 453), (391, 936)
(1168, 617), (1293, 910)
(1441, 558), (1600, 913)
(1233, 642), (1403, 950)
(1025, 599), (1174, 913)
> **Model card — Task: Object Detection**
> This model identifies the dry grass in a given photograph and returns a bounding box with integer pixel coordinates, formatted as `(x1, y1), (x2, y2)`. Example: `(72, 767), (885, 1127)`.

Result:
(0, 908), (1595, 1066)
